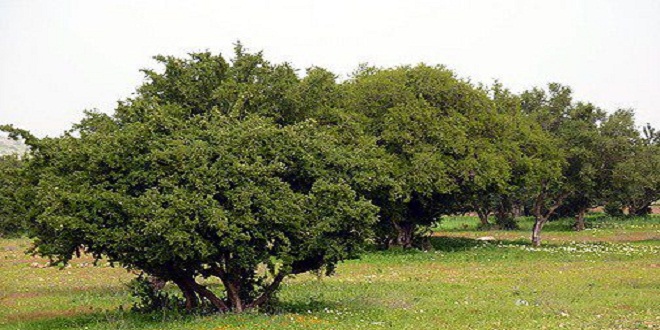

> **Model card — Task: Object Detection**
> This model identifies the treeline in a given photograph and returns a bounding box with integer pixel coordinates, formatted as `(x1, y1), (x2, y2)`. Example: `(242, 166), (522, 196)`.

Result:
(1, 44), (658, 312)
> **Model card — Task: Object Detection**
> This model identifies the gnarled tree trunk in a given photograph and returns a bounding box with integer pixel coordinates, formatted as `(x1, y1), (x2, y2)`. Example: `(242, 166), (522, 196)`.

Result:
(476, 208), (490, 227)
(531, 183), (569, 247)
(573, 208), (586, 231)
(531, 217), (545, 247)
(189, 279), (229, 312)
(172, 278), (200, 311)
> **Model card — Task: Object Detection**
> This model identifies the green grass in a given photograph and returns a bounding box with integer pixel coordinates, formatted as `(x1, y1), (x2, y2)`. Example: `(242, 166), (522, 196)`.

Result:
(436, 214), (660, 232)
(1, 216), (659, 329)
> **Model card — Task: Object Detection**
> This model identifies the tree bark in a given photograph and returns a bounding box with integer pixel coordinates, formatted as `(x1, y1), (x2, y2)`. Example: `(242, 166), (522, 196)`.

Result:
(531, 217), (545, 247)
(574, 208), (586, 231)
(512, 203), (524, 218)
(210, 265), (243, 312)
(186, 278), (229, 312)
(172, 278), (199, 311)
(225, 280), (243, 312)
(531, 184), (569, 247)
(476, 209), (490, 226)
(394, 221), (415, 248)
(494, 200), (515, 229)
(247, 271), (286, 309)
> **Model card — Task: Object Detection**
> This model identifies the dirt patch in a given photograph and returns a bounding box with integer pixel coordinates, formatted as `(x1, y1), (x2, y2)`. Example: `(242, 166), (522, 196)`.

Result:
(3, 306), (95, 322)
(0, 292), (43, 307)
(2, 292), (42, 300)
(652, 206), (660, 215)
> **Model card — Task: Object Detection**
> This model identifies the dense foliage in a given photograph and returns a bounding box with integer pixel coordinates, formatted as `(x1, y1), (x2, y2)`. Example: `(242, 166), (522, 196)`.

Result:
(0, 154), (30, 236)
(1, 44), (658, 313)
(340, 65), (533, 247)
(2, 47), (385, 312)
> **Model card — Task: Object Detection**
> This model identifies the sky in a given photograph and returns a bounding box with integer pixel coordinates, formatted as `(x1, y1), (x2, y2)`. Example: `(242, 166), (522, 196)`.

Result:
(1, 0), (659, 137)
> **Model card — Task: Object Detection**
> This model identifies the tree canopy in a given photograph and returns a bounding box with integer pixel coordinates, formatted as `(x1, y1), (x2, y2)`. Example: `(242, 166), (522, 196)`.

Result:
(4, 47), (386, 312)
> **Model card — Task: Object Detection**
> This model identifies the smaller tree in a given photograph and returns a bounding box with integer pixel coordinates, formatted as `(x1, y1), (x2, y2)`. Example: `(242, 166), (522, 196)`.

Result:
(609, 126), (660, 216)
(520, 84), (574, 245)
(597, 110), (655, 216)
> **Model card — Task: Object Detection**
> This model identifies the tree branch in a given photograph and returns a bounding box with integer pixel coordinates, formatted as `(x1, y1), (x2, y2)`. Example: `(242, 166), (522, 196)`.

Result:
(247, 271), (287, 309)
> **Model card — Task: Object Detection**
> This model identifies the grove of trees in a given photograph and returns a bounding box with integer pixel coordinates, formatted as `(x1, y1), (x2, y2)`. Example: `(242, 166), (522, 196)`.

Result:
(1, 44), (658, 312)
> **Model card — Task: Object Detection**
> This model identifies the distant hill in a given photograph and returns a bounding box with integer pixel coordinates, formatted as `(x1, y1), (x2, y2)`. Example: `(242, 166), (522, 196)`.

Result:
(0, 136), (28, 156)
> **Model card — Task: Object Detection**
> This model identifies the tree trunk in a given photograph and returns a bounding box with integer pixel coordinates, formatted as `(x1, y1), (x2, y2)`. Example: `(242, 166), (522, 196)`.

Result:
(495, 208), (507, 224)
(226, 281), (243, 312)
(172, 278), (199, 311)
(574, 208), (586, 231)
(495, 201), (514, 229)
(187, 278), (229, 312)
(630, 202), (651, 216)
(394, 222), (415, 248)
(476, 209), (490, 226)
(531, 217), (545, 247)
(530, 185), (569, 247)
(209, 264), (243, 312)
(213, 269), (242, 312)
(247, 272), (286, 309)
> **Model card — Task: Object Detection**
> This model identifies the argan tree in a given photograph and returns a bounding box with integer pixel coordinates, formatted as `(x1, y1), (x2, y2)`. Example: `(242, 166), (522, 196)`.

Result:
(3, 47), (384, 312)
(342, 65), (513, 247)
(459, 83), (562, 231)
(520, 84), (578, 245)
(607, 120), (660, 215)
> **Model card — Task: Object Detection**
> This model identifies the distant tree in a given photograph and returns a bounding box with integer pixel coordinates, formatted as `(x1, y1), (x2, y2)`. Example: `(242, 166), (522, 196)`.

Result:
(514, 129), (565, 246)
(519, 84), (657, 242)
(342, 65), (513, 247)
(611, 146), (660, 215)
(2, 48), (383, 313)
(595, 110), (643, 215)
(459, 82), (562, 231)
(552, 101), (607, 230)
(606, 119), (660, 216)
(521, 84), (588, 245)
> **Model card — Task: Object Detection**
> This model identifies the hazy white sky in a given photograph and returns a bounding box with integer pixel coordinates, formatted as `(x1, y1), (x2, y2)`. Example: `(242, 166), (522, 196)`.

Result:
(1, 0), (658, 137)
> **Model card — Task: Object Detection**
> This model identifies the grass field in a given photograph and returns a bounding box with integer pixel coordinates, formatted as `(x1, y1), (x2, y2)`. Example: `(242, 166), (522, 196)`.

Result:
(1, 215), (659, 329)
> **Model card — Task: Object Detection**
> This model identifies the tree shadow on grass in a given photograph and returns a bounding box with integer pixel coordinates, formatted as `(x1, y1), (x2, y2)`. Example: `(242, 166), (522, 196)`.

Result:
(6, 308), (198, 330)
(266, 298), (342, 315)
(10, 286), (348, 330)
(428, 236), (484, 252)
(12, 299), (345, 330)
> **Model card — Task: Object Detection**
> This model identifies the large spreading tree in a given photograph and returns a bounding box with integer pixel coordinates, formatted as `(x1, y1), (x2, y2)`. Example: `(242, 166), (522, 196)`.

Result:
(4, 47), (386, 312)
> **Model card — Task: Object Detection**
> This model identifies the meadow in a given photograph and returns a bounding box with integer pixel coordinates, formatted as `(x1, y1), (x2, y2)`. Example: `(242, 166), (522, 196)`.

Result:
(1, 215), (658, 330)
